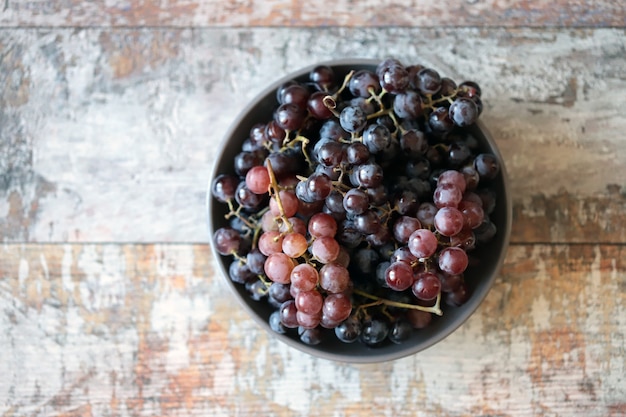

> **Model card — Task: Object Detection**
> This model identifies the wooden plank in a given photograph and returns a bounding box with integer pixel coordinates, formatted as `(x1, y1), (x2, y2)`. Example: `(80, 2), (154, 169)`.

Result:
(0, 243), (624, 416)
(0, 0), (624, 28)
(1, 28), (626, 243)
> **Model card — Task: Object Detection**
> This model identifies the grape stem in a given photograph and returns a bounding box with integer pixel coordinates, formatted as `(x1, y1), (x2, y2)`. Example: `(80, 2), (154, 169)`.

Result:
(224, 199), (256, 230)
(352, 288), (444, 316)
(265, 159), (294, 234)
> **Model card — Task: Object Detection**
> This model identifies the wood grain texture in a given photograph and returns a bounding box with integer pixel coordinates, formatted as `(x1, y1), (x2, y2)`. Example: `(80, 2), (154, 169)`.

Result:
(0, 243), (624, 416)
(1, 0), (624, 28)
(1, 28), (625, 244)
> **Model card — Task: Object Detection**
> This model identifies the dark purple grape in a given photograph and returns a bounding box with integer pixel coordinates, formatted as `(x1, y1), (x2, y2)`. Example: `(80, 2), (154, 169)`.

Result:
(279, 83), (310, 109)
(246, 279), (267, 301)
(346, 142), (370, 165)
(307, 91), (334, 120)
(354, 209), (381, 234)
(415, 68), (442, 95)
(428, 107), (454, 133)
(234, 151), (263, 177)
(339, 105), (367, 133)
(393, 216), (422, 244)
(313, 138), (345, 168)
(449, 97), (478, 127)
(412, 271), (441, 301)
(362, 123), (392, 154)
(445, 283), (471, 306)
(389, 318), (413, 344)
(366, 184), (388, 207)
(405, 157), (431, 179)
(335, 316), (362, 343)
(474, 153), (501, 180)
(399, 129), (428, 157)
(360, 316), (390, 346)
(306, 172), (333, 200)
(213, 227), (242, 256)
(269, 310), (287, 334)
(379, 63), (409, 94)
(349, 69), (381, 98)
(326, 190), (346, 214)
(235, 182), (265, 210)
(448, 142), (472, 167)
(299, 327), (324, 345)
(353, 162), (384, 188)
(343, 188), (370, 215)
(437, 77), (457, 97)
(320, 119), (349, 141)
(309, 65), (335, 91)
(211, 174), (239, 202)
(246, 248), (267, 275)
(274, 102), (306, 131)
(229, 260), (255, 284)
(458, 80), (482, 98)
(393, 90), (423, 120)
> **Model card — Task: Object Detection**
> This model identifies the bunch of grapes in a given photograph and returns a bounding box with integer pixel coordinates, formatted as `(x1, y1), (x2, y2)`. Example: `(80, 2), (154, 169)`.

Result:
(211, 58), (501, 347)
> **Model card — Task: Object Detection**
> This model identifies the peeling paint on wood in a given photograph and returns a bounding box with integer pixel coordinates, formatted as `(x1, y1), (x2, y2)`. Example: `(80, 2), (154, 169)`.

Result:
(1, 28), (625, 243)
(0, 0), (624, 28)
(0, 243), (624, 416)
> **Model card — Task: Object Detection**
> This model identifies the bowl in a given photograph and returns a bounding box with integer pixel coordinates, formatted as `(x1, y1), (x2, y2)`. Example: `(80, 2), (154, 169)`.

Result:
(207, 59), (511, 363)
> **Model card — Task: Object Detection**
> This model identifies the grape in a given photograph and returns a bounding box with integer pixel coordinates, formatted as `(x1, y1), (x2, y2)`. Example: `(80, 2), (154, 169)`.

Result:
(438, 247), (469, 275)
(407, 229), (438, 258)
(297, 311), (322, 329)
(314, 139), (344, 167)
(264, 253), (295, 284)
(389, 318), (413, 344)
(299, 327), (324, 345)
(245, 165), (271, 195)
(269, 190), (299, 217)
(346, 142), (370, 165)
(362, 123), (392, 153)
(459, 80), (482, 98)
(308, 91), (334, 120)
(360, 316), (390, 346)
(434, 207), (465, 237)
(319, 262), (350, 293)
(433, 183), (463, 208)
(412, 271), (441, 301)
(246, 248), (267, 275)
(279, 216), (307, 236)
(322, 293), (352, 322)
(279, 83), (310, 109)
(335, 316), (362, 343)
(246, 279), (267, 301)
(400, 129), (428, 157)
(444, 283), (470, 306)
(385, 261), (415, 291)
(475, 218), (497, 243)
(234, 151), (263, 177)
(353, 162), (384, 188)
(349, 70), (380, 98)
(448, 142), (472, 167)
(279, 300), (299, 328)
(439, 273), (463, 293)
(269, 282), (293, 304)
(379, 63), (409, 94)
(311, 236), (340, 263)
(213, 227), (242, 256)
(415, 68), (442, 95)
(309, 65), (335, 91)
(269, 310), (287, 334)
(393, 216), (422, 244)
(393, 91), (423, 120)
(458, 200), (485, 229)
(306, 172), (333, 200)
(449, 97), (478, 127)
(437, 170), (467, 193)
(354, 210), (381, 234)
(416, 202), (438, 228)
(428, 107), (454, 132)
(211, 174), (239, 202)
(282, 232), (309, 258)
(290, 263), (319, 292)
(308, 212), (338, 238)
(229, 260), (255, 284)
(295, 290), (324, 315)
(343, 188), (370, 215)
(258, 231), (284, 256)
(339, 105), (367, 133)
(474, 153), (501, 180)
(274, 103), (306, 131)
(391, 246), (417, 266)
(393, 189), (419, 216)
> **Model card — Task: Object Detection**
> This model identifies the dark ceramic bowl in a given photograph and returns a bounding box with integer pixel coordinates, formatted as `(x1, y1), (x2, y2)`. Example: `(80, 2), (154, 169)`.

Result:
(207, 59), (511, 363)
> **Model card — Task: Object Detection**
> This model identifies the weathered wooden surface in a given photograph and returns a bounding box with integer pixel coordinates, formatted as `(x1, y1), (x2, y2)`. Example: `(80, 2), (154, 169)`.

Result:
(0, 243), (624, 416)
(1, 0), (624, 28)
(2, 28), (626, 244)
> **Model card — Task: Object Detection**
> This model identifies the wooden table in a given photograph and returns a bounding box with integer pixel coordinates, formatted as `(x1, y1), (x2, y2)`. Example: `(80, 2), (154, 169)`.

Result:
(1, 2), (625, 416)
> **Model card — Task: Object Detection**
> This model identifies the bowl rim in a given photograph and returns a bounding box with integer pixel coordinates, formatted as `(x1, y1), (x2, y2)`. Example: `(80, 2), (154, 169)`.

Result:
(206, 58), (512, 363)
